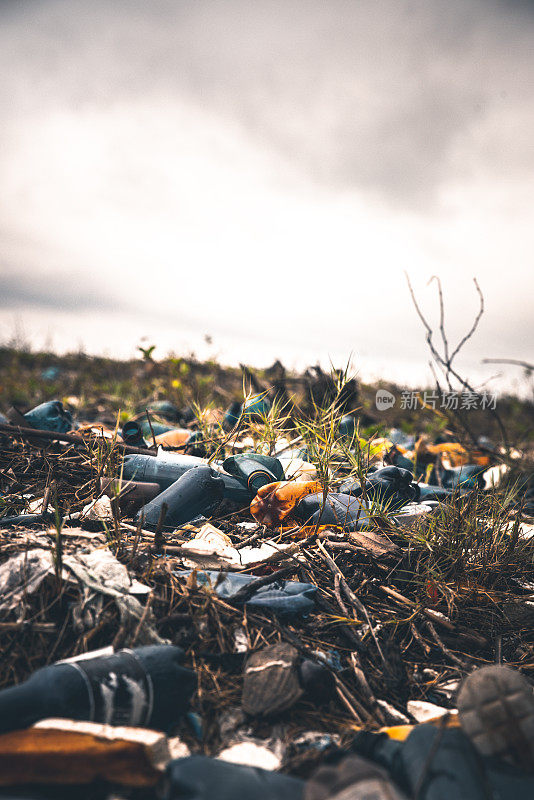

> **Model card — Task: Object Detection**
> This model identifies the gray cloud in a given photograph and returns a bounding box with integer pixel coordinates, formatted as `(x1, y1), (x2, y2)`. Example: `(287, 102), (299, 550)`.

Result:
(0, 0), (532, 387)
(1, 0), (534, 205)
(0, 272), (124, 312)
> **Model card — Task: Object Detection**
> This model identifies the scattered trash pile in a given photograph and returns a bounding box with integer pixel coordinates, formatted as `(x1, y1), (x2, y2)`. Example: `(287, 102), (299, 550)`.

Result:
(1, 394), (534, 799)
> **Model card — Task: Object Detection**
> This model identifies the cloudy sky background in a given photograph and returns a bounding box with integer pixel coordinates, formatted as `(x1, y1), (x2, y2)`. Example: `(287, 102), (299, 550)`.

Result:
(1, 0), (533, 393)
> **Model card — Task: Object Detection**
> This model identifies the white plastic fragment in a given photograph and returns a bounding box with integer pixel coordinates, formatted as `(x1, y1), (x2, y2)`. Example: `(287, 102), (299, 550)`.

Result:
(482, 463), (509, 489)
(392, 503), (433, 527)
(179, 524), (241, 568)
(233, 628), (249, 653)
(407, 700), (456, 723)
(217, 740), (283, 771)
(81, 495), (114, 524)
(0, 549), (54, 618)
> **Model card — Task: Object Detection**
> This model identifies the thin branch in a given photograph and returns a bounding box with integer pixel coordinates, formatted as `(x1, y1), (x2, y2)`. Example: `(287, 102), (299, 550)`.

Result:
(482, 358), (534, 371)
(429, 275), (449, 365)
(448, 278), (484, 365)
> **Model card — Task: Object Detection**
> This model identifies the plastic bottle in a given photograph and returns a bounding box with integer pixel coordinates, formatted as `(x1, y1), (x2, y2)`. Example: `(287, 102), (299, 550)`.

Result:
(250, 480), (323, 526)
(154, 429), (192, 447)
(23, 400), (74, 433)
(134, 465), (224, 530)
(242, 394), (271, 419)
(416, 482), (452, 501)
(122, 452), (252, 505)
(146, 400), (180, 421)
(99, 478), (161, 513)
(223, 454), (285, 494)
(121, 420), (149, 448)
(222, 401), (242, 431)
(164, 755), (303, 800)
(294, 492), (370, 531)
(0, 645), (196, 735)
(338, 414), (356, 441)
(339, 466), (419, 509)
(429, 463), (485, 492)
(122, 452), (208, 488)
(140, 420), (173, 438)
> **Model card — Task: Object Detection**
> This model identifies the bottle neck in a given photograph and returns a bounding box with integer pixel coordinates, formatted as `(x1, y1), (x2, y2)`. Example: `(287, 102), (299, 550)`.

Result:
(248, 470), (275, 494)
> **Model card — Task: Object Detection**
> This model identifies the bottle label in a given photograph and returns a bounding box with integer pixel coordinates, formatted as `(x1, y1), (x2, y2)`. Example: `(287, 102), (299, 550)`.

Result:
(68, 649), (153, 727)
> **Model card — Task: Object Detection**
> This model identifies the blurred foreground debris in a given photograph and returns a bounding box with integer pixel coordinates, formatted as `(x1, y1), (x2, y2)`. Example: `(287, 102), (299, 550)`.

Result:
(1, 382), (534, 797)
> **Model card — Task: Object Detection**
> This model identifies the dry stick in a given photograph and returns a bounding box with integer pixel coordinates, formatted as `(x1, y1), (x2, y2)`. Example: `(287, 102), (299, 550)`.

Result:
(230, 566), (295, 604)
(0, 622), (56, 634)
(495, 634), (502, 665)
(128, 517), (146, 564)
(483, 358), (534, 371)
(333, 676), (371, 725)
(317, 540), (387, 669)
(350, 652), (386, 726)
(235, 530), (265, 549)
(425, 621), (465, 668)
(145, 409), (158, 450)
(329, 574), (367, 654)
(153, 502), (168, 551)
(0, 422), (157, 455)
(378, 585), (456, 632)
(334, 573), (349, 616)
(429, 275), (450, 376)
(410, 622), (431, 656)
(317, 541), (368, 619)
(334, 683), (363, 725)
(41, 483), (51, 517)
(131, 593), (154, 646)
(405, 273), (509, 448)
(149, 543), (190, 557)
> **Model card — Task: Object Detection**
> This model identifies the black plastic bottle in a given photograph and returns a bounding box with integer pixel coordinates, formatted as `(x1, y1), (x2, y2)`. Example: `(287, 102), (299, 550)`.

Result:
(134, 465), (225, 530)
(416, 483), (452, 501)
(122, 453), (252, 506)
(0, 645), (196, 735)
(164, 755), (303, 800)
(222, 454), (285, 494)
(339, 466), (419, 509)
(429, 463), (485, 492)
(122, 453), (207, 487)
(294, 492), (370, 531)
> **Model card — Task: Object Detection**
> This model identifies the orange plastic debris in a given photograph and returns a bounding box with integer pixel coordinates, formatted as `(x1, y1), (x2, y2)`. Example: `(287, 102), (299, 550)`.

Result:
(154, 428), (191, 447)
(415, 437), (489, 467)
(250, 480), (322, 526)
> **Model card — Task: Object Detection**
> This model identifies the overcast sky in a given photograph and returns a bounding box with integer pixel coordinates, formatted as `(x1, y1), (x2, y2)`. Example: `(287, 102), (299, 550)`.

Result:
(1, 0), (533, 392)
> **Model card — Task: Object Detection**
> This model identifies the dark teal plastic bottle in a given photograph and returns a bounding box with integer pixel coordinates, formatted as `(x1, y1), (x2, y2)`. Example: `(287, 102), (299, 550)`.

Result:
(24, 400), (74, 433)
(223, 453), (285, 494)
(122, 420), (149, 448)
(0, 646), (195, 734)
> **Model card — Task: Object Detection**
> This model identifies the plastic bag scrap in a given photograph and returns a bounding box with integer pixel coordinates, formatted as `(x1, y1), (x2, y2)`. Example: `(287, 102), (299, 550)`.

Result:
(176, 570), (317, 616)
